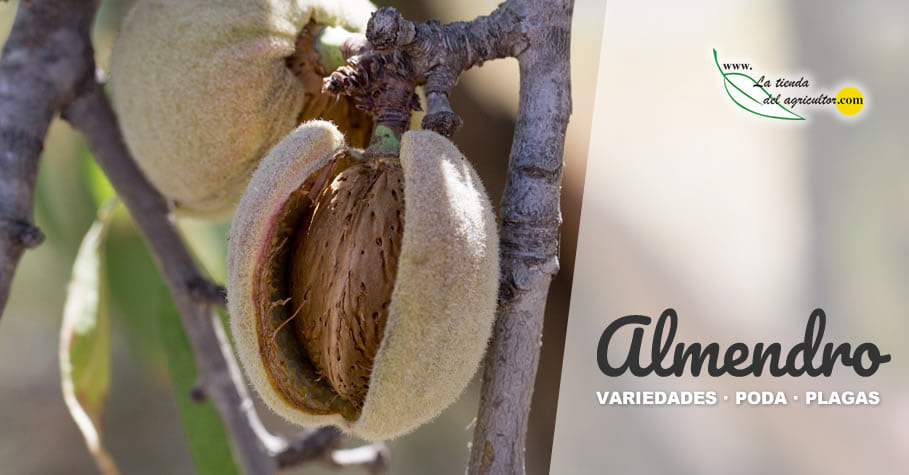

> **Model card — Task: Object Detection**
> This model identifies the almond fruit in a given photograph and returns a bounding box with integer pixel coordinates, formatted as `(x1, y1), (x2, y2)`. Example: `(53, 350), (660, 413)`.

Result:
(110, 0), (375, 218)
(227, 121), (499, 440)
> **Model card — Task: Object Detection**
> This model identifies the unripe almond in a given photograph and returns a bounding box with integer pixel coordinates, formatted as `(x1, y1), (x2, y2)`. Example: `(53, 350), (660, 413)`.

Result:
(227, 121), (499, 440)
(110, 0), (375, 218)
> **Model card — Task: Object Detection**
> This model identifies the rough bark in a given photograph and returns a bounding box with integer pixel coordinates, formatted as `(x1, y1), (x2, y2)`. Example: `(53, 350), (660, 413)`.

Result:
(468, 0), (573, 472)
(0, 0), (97, 316)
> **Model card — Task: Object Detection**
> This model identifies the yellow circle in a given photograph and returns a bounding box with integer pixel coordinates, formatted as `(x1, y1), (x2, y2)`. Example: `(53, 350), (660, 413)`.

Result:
(835, 87), (864, 115)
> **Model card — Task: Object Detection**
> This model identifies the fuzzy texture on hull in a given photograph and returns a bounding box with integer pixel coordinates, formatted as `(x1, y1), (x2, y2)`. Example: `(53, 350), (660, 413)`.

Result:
(227, 122), (499, 439)
(110, 0), (374, 218)
(354, 130), (500, 440)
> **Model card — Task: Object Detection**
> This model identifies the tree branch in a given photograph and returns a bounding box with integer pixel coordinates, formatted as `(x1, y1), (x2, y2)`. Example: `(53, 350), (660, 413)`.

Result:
(469, 1), (572, 472)
(0, 0), (97, 317)
(468, 18), (570, 475)
(367, 5), (526, 136)
(187, 275), (229, 307)
(324, 5), (527, 138)
(276, 426), (343, 468)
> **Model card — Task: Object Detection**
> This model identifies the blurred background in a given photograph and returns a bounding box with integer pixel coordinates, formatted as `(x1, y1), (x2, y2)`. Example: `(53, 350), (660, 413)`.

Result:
(0, 0), (604, 474)
(551, 0), (909, 474)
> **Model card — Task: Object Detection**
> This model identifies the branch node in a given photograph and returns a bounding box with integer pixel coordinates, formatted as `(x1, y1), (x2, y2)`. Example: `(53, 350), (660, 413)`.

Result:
(366, 7), (415, 51)
(323, 51), (419, 143)
(276, 426), (343, 469)
(421, 92), (462, 137)
(0, 218), (45, 249)
(187, 276), (227, 307)
(422, 111), (462, 138)
(189, 381), (207, 403)
(327, 6), (523, 137)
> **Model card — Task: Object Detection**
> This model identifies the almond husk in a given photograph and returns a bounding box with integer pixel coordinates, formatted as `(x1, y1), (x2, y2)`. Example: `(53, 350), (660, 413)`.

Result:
(110, 0), (376, 218)
(228, 123), (499, 440)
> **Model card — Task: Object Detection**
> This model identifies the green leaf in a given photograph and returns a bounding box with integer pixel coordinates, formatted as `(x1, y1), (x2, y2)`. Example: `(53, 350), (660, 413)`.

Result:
(105, 223), (170, 377)
(713, 49), (805, 121)
(158, 292), (242, 475)
(59, 200), (119, 475)
(179, 219), (230, 283)
(81, 150), (117, 206)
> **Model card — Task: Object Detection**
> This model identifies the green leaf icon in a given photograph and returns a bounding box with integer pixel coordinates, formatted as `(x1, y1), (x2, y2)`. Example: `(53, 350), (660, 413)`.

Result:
(714, 49), (805, 120)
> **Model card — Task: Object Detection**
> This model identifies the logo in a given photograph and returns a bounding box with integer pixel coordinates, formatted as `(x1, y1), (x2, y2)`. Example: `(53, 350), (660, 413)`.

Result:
(597, 308), (890, 377)
(714, 49), (864, 120)
(593, 309), (890, 407)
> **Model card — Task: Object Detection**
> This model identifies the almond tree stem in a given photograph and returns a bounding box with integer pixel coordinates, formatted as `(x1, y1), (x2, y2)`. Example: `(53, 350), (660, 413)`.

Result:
(0, 0), (97, 317)
(469, 0), (573, 472)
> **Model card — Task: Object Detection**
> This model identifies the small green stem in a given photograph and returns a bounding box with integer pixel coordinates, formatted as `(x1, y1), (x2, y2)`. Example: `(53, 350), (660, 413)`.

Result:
(366, 124), (402, 158)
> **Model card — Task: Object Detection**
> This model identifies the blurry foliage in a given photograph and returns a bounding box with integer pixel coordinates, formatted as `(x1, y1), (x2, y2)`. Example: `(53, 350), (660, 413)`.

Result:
(59, 201), (117, 475)
(60, 156), (242, 474)
(157, 287), (242, 475)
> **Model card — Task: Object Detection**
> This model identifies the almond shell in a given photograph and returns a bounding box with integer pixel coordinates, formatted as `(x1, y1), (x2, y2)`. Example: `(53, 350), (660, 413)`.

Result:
(227, 121), (500, 440)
